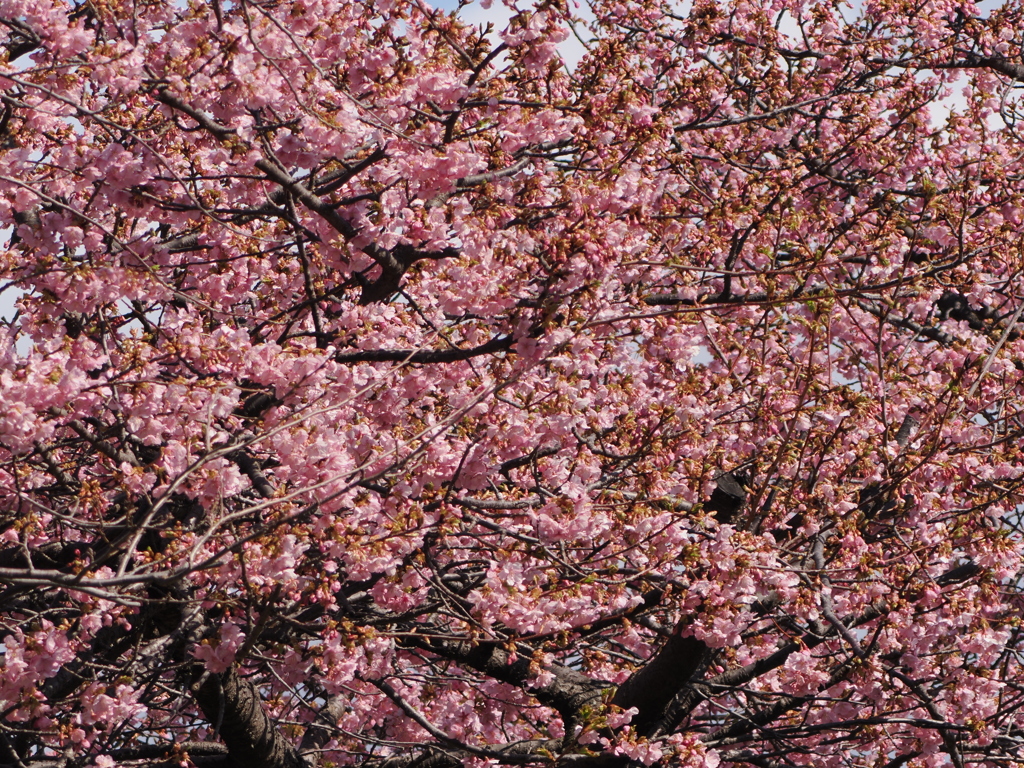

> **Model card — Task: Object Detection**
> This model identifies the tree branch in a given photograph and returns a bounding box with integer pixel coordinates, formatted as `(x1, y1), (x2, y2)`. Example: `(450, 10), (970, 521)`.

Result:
(405, 636), (607, 723)
(191, 667), (306, 768)
(335, 334), (514, 364)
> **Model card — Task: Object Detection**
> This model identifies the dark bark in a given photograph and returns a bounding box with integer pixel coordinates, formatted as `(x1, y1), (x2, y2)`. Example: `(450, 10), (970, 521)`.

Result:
(0, 18), (41, 62)
(406, 636), (607, 722)
(191, 668), (307, 768)
(299, 695), (346, 758)
(704, 472), (747, 524)
(230, 450), (276, 498)
(610, 473), (748, 734)
(335, 334), (514, 364)
(961, 53), (1024, 82)
(611, 634), (712, 736)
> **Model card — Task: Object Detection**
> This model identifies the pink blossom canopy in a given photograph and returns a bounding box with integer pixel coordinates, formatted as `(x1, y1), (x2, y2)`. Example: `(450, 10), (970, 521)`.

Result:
(2, 0), (1024, 767)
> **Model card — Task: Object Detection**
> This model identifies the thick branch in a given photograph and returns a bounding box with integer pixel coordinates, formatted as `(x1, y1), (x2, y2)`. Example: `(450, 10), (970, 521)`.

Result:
(949, 53), (1024, 82)
(154, 89), (237, 139)
(255, 159), (361, 241)
(335, 334), (514, 364)
(255, 161), (458, 303)
(230, 450), (276, 499)
(0, 17), (41, 62)
(406, 636), (606, 722)
(191, 667), (306, 768)
(611, 634), (712, 736)
(656, 560), (979, 740)
(611, 472), (747, 735)
(299, 695), (346, 762)
(704, 472), (747, 524)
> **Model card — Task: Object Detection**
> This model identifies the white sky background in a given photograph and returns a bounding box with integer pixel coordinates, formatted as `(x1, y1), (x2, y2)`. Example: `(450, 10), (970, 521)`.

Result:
(435, 0), (594, 70)
(0, 283), (16, 323)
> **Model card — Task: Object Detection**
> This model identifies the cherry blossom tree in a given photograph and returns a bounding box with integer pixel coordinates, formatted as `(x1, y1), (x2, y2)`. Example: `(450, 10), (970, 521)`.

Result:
(4, 0), (1024, 766)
